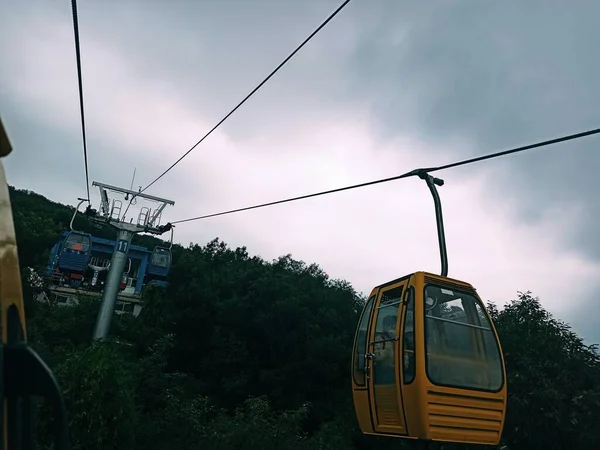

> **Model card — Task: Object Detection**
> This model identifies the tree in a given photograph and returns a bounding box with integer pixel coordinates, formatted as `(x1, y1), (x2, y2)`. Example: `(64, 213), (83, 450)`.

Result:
(490, 292), (600, 449)
(37, 342), (140, 450)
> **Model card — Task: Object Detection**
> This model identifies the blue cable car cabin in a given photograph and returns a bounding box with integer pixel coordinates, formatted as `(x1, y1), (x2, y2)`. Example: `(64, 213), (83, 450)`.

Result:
(147, 246), (172, 277)
(145, 224), (174, 288)
(57, 231), (92, 273)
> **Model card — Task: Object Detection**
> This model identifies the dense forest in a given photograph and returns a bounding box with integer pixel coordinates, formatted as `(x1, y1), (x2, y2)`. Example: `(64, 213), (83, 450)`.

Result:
(9, 185), (600, 450)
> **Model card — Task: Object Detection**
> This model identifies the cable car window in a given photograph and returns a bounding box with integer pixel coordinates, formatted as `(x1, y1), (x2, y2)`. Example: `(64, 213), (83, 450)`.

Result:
(372, 286), (403, 385)
(353, 295), (376, 386)
(473, 300), (504, 378)
(402, 287), (415, 384)
(151, 250), (171, 267)
(65, 233), (90, 252)
(424, 285), (503, 391)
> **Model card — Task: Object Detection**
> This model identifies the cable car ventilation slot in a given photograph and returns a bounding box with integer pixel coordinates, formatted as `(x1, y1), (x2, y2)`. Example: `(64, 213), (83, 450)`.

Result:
(423, 276), (476, 294)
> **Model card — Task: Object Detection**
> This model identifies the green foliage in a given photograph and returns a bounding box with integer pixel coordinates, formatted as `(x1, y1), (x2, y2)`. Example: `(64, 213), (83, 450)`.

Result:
(162, 239), (361, 420)
(489, 292), (600, 449)
(51, 342), (139, 450)
(10, 186), (600, 449)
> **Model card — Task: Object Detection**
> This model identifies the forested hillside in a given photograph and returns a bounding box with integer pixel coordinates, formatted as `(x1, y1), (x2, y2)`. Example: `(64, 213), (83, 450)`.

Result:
(10, 185), (600, 450)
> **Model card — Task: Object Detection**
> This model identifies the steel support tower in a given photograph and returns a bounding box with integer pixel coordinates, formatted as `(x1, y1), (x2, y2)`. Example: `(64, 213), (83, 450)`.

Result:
(88, 181), (174, 340)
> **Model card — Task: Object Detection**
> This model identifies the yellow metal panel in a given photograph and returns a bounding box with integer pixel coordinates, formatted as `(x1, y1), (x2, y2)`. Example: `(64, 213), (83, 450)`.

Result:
(351, 389), (373, 433)
(367, 279), (409, 435)
(0, 118), (26, 342)
(1, 116), (26, 450)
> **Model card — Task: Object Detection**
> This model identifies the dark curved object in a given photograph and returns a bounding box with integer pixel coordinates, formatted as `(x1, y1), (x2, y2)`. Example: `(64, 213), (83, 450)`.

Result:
(417, 170), (448, 277)
(4, 343), (71, 450)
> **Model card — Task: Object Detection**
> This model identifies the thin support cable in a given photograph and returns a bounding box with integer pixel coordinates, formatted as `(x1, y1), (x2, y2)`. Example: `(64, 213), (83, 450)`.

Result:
(141, 0), (352, 193)
(171, 127), (600, 224)
(71, 0), (91, 203)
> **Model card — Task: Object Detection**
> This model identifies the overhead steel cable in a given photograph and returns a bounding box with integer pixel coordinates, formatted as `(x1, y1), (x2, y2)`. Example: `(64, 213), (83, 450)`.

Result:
(71, 0), (91, 203)
(140, 0), (352, 194)
(170, 126), (600, 225)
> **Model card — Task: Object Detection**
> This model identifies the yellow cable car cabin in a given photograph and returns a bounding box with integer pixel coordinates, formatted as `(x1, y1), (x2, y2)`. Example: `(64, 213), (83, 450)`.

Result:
(351, 171), (507, 447)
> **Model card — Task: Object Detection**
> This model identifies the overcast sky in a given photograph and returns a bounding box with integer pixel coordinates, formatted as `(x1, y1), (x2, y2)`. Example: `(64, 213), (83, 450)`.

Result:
(1, 0), (599, 343)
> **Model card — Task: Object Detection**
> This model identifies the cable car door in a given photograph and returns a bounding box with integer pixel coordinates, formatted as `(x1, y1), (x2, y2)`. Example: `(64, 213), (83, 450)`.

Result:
(366, 281), (408, 435)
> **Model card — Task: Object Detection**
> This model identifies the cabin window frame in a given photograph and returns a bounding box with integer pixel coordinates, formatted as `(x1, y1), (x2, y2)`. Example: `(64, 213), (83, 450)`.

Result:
(401, 286), (416, 385)
(64, 233), (91, 253)
(370, 285), (404, 386)
(151, 248), (171, 268)
(352, 294), (376, 386)
(422, 283), (504, 393)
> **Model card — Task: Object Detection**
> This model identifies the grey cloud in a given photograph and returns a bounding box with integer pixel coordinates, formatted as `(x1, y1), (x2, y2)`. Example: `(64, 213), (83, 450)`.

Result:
(345, 0), (600, 254)
(0, 92), (164, 207)
(0, 0), (361, 166)
(0, 94), (84, 202)
(570, 310), (600, 346)
(349, 1), (599, 144)
(69, 0), (362, 143)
